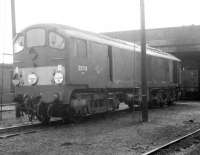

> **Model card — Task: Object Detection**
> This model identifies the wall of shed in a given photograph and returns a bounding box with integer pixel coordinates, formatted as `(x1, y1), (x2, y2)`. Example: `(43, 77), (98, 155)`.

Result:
(0, 64), (13, 103)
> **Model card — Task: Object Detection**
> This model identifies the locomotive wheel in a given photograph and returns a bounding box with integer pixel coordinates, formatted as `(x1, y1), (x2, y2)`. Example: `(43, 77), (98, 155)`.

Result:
(36, 102), (50, 124)
(128, 103), (134, 111)
(27, 112), (34, 122)
(62, 117), (75, 123)
(15, 104), (21, 118)
(167, 100), (172, 106)
(37, 115), (50, 124)
(159, 102), (164, 107)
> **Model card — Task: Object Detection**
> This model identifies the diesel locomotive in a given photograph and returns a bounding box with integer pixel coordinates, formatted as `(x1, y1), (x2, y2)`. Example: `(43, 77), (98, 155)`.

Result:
(13, 24), (181, 123)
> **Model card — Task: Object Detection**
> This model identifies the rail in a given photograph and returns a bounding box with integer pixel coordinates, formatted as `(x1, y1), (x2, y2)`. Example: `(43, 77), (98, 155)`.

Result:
(143, 128), (200, 155)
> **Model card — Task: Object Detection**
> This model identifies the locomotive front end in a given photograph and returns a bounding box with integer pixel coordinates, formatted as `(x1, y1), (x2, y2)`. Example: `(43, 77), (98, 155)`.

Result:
(13, 65), (65, 103)
(13, 25), (69, 123)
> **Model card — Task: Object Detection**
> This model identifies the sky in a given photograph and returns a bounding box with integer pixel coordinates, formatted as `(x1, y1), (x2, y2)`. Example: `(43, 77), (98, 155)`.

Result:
(1, 0), (200, 63)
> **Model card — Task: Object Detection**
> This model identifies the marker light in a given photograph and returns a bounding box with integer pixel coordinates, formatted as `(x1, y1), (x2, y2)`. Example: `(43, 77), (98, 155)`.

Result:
(12, 78), (20, 86)
(28, 73), (38, 85)
(14, 67), (19, 74)
(57, 65), (62, 72)
(54, 72), (64, 84)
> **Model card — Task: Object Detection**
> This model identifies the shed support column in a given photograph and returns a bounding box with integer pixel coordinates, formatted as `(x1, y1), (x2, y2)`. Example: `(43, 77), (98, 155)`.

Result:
(140, 0), (148, 122)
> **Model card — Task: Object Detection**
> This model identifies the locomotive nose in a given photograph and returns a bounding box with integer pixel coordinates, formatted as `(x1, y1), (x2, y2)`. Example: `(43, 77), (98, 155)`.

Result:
(13, 65), (65, 103)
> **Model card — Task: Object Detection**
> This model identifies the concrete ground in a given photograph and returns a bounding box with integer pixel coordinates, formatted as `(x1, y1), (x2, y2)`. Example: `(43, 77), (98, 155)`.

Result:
(1, 101), (200, 155)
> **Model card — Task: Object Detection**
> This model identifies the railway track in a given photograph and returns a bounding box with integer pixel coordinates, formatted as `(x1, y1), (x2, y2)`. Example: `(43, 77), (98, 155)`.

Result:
(0, 122), (41, 138)
(143, 128), (200, 155)
(0, 103), (176, 140)
(0, 106), (131, 139)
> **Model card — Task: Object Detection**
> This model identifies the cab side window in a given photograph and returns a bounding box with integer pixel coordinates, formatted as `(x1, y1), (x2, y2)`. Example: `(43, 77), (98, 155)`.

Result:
(49, 32), (65, 49)
(14, 35), (24, 53)
(74, 39), (87, 57)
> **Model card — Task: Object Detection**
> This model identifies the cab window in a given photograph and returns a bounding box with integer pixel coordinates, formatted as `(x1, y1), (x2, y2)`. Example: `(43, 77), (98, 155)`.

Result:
(26, 28), (45, 47)
(74, 39), (87, 57)
(14, 35), (24, 53)
(49, 32), (65, 49)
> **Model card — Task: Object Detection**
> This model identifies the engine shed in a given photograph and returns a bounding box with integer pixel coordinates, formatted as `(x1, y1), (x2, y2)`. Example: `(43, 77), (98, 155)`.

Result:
(104, 25), (200, 99)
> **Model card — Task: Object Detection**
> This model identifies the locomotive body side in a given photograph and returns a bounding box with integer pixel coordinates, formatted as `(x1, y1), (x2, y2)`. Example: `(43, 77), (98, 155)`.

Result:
(67, 36), (181, 108)
(13, 24), (181, 123)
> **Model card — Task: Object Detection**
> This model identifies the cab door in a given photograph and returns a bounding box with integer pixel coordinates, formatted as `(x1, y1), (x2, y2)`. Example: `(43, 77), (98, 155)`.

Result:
(87, 42), (109, 88)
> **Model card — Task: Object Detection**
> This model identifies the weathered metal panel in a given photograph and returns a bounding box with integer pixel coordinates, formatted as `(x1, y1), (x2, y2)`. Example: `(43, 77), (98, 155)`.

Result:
(87, 41), (109, 88)
(112, 47), (135, 87)
(181, 69), (198, 88)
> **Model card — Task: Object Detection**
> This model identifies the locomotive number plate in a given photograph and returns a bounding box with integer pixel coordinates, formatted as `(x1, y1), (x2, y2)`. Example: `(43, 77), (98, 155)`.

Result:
(78, 65), (88, 72)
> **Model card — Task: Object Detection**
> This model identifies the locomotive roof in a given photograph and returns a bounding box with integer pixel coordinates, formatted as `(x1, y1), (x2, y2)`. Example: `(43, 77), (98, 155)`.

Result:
(22, 24), (180, 62)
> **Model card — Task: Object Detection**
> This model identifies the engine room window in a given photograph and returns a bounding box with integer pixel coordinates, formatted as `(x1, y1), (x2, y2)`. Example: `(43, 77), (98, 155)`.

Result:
(14, 35), (24, 53)
(49, 32), (65, 49)
(75, 39), (87, 57)
(26, 29), (45, 47)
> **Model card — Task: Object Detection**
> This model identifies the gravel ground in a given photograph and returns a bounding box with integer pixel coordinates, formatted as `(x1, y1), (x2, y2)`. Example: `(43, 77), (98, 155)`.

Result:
(1, 101), (200, 155)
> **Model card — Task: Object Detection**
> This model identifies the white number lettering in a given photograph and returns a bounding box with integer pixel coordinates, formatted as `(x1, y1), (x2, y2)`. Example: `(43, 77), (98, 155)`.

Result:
(78, 65), (87, 72)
